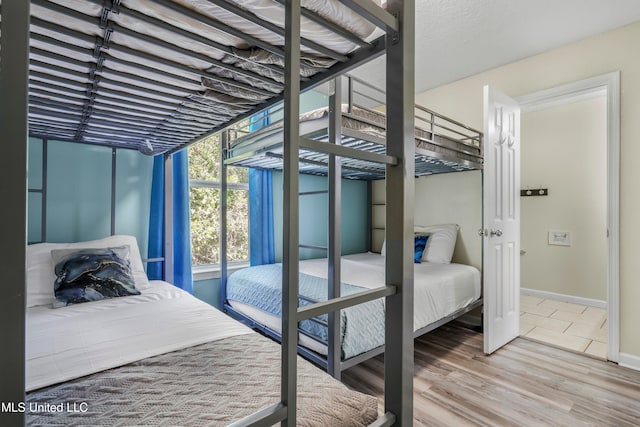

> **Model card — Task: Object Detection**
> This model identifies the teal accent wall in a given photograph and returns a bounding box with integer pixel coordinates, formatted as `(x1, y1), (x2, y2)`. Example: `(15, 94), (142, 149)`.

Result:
(27, 193), (42, 244)
(26, 138), (154, 254)
(28, 137), (43, 189)
(194, 278), (221, 309)
(46, 141), (112, 242)
(272, 172), (369, 261)
(115, 149), (154, 260)
(27, 137), (44, 244)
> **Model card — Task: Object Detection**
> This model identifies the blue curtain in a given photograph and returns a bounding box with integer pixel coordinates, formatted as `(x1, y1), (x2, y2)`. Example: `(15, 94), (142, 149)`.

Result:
(248, 110), (274, 266)
(148, 150), (193, 293)
(249, 169), (275, 265)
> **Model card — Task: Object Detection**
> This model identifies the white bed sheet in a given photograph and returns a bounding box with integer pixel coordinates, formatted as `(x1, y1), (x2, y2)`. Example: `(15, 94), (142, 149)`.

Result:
(300, 253), (481, 331)
(229, 253), (481, 356)
(26, 280), (251, 392)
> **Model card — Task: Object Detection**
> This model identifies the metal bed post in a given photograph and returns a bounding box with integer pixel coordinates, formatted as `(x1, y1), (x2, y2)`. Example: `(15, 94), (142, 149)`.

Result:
(347, 75), (354, 114)
(220, 131), (228, 310)
(282, 0), (302, 425)
(110, 148), (117, 236)
(42, 139), (48, 242)
(384, 0), (415, 424)
(163, 153), (175, 284)
(327, 76), (343, 379)
(0, 1), (29, 425)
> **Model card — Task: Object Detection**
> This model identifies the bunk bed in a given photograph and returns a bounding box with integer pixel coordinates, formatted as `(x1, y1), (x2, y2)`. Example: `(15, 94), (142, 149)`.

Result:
(222, 74), (484, 375)
(2, 0), (418, 425)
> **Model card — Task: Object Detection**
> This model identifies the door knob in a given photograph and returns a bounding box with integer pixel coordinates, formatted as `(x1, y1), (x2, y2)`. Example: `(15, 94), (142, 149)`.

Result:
(490, 229), (503, 237)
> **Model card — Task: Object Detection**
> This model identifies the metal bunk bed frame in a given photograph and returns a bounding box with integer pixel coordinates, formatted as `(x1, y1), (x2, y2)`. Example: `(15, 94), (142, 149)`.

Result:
(225, 2), (415, 424)
(2, 0), (415, 425)
(219, 71), (484, 379)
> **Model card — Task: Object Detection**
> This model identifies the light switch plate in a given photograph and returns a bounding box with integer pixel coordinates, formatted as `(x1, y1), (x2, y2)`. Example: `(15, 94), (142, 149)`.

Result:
(548, 230), (571, 246)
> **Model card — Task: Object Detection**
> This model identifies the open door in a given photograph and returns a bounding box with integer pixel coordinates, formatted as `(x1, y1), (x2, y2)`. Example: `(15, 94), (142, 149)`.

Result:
(483, 86), (520, 354)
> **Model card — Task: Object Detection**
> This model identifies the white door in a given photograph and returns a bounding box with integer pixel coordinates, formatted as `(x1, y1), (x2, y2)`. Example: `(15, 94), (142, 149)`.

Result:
(483, 86), (520, 354)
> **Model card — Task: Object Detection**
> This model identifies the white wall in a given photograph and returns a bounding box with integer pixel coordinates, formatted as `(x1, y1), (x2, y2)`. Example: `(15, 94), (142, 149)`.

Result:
(414, 171), (482, 269)
(414, 21), (640, 358)
(521, 97), (607, 301)
(371, 170), (482, 269)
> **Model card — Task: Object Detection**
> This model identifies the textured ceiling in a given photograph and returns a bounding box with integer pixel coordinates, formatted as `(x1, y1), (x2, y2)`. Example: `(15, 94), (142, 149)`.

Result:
(352, 0), (640, 93)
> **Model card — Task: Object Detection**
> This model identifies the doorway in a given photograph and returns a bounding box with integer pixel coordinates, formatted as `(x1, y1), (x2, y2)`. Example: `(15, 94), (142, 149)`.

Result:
(515, 73), (620, 362)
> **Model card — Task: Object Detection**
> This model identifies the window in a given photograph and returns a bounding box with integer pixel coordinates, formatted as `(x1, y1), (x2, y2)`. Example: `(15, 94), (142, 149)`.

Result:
(189, 133), (249, 267)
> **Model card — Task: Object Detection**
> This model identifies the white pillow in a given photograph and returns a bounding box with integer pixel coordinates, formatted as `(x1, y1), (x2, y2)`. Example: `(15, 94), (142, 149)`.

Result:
(380, 225), (440, 259)
(26, 235), (150, 307)
(381, 226), (438, 256)
(418, 224), (460, 264)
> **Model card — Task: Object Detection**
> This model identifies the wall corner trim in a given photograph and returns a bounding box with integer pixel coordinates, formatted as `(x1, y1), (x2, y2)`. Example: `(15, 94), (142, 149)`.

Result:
(520, 288), (606, 309)
(619, 353), (640, 372)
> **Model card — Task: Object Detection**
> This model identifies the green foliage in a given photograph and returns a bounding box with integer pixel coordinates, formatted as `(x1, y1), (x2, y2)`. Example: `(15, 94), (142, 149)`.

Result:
(189, 134), (219, 181)
(189, 134), (249, 266)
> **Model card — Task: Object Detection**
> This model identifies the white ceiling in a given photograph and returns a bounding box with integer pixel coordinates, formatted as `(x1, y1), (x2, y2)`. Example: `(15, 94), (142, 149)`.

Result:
(352, 0), (640, 94)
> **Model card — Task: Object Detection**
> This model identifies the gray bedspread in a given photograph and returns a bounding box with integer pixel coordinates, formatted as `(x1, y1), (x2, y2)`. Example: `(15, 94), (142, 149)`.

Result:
(26, 334), (377, 426)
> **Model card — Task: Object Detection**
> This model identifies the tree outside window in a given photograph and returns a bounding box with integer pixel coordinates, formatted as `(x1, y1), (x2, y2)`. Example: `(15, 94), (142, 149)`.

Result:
(189, 133), (249, 266)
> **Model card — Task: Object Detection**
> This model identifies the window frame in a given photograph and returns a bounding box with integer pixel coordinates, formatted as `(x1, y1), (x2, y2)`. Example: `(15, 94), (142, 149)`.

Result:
(188, 163), (250, 280)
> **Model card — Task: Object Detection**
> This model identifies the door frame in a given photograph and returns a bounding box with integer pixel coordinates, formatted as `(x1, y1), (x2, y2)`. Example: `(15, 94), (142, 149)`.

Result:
(515, 71), (620, 362)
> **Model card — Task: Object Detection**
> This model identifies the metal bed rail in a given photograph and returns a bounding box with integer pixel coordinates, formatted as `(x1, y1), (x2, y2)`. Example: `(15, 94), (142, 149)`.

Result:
(224, 73), (483, 175)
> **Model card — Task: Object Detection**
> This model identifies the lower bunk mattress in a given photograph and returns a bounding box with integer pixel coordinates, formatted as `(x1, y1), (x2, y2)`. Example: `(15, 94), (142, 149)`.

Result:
(26, 281), (377, 426)
(226, 252), (481, 360)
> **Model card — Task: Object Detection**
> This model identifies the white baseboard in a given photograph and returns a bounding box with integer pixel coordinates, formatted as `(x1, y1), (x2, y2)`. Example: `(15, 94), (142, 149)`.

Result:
(619, 353), (640, 372)
(521, 288), (606, 309)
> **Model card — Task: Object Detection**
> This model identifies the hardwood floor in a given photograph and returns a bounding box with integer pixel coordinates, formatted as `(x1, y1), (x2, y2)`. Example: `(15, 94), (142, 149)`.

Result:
(342, 323), (640, 426)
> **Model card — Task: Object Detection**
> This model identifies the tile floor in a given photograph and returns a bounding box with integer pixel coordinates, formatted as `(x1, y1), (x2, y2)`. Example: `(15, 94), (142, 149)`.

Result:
(520, 294), (607, 359)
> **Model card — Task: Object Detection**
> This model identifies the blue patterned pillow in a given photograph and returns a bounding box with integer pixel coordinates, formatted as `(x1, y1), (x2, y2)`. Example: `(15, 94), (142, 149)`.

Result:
(414, 235), (429, 263)
(51, 246), (140, 308)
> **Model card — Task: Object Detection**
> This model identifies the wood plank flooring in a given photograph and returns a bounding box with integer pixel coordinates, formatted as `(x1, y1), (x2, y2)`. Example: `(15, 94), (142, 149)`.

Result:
(341, 323), (640, 426)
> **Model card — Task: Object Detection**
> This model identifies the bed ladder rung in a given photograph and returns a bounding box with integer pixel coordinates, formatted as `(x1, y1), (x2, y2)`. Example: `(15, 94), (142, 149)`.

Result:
(299, 190), (328, 196)
(226, 402), (287, 427)
(300, 136), (398, 166)
(368, 412), (396, 427)
(338, 0), (399, 32)
(298, 244), (327, 251)
(297, 285), (397, 321)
